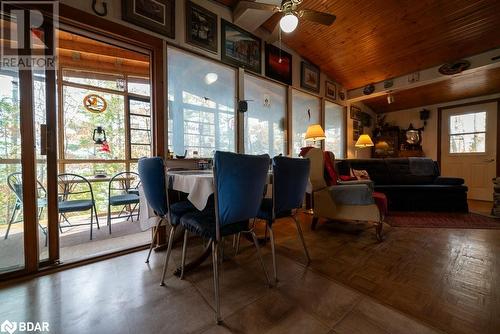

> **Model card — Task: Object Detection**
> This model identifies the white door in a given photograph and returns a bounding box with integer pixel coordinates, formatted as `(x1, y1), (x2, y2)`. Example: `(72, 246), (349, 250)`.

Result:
(441, 102), (497, 201)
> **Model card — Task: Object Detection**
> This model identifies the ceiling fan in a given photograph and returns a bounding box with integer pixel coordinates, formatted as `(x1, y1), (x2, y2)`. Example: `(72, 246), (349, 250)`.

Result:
(237, 0), (336, 33)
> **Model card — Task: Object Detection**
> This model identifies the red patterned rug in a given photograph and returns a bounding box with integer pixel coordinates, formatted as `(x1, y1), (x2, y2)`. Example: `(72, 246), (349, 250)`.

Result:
(386, 212), (500, 229)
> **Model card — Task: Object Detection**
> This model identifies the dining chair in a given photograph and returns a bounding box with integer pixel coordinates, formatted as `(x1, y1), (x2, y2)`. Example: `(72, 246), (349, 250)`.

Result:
(138, 157), (196, 263)
(107, 171), (141, 234)
(57, 173), (99, 240)
(5, 172), (48, 243)
(257, 156), (311, 284)
(170, 151), (271, 324)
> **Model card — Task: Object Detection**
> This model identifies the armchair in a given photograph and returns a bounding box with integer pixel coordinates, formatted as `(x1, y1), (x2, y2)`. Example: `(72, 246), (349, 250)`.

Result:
(305, 148), (384, 241)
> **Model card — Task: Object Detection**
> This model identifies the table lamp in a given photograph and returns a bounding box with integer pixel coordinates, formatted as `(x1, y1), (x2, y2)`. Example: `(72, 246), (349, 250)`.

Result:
(305, 124), (326, 147)
(355, 134), (374, 157)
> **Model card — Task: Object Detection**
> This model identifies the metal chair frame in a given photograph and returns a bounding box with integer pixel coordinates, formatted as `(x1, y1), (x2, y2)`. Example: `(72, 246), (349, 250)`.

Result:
(107, 171), (141, 234)
(57, 173), (99, 240)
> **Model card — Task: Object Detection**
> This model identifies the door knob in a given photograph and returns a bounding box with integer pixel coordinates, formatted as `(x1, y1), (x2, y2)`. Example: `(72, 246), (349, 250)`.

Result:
(484, 158), (495, 163)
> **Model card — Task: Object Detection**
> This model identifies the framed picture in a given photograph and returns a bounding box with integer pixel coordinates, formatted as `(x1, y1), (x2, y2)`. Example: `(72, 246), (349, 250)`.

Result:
(265, 44), (292, 85)
(350, 105), (361, 120)
(353, 130), (360, 141)
(353, 120), (360, 130)
(300, 62), (320, 93)
(185, 1), (217, 53)
(221, 20), (261, 73)
(122, 0), (175, 39)
(325, 81), (336, 100)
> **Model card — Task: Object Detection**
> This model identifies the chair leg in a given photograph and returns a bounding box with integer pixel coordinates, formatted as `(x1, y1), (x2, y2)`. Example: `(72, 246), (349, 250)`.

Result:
(375, 219), (384, 242)
(311, 216), (319, 230)
(107, 204), (112, 234)
(145, 219), (161, 263)
(268, 225), (278, 285)
(160, 225), (177, 286)
(94, 204), (100, 230)
(250, 231), (271, 287)
(293, 216), (311, 264)
(90, 209), (93, 240)
(4, 206), (18, 239)
(211, 240), (222, 325)
(180, 229), (189, 279)
(234, 232), (241, 256)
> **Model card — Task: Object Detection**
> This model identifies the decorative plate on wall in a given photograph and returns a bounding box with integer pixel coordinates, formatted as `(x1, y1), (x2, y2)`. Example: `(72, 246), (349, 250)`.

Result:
(83, 94), (107, 113)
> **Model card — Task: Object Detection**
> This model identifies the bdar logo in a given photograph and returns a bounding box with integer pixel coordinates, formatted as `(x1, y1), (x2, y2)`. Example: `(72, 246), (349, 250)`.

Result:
(0, 320), (17, 334)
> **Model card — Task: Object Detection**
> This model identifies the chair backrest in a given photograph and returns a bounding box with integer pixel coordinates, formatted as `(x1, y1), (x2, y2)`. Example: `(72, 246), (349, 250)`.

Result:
(57, 173), (94, 202)
(108, 171), (140, 196)
(272, 156), (310, 214)
(213, 151), (270, 238)
(138, 157), (168, 217)
(304, 148), (327, 191)
(8, 172), (47, 202)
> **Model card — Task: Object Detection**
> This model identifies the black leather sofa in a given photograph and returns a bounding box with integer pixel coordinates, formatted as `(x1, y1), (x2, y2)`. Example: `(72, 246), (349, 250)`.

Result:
(335, 158), (469, 212)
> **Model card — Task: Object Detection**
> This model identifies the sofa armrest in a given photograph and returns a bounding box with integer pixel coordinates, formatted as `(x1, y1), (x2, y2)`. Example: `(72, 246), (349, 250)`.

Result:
(434, 176), (464, 186)
(338, 179), (374, 191)
(328, 184), (375, 206)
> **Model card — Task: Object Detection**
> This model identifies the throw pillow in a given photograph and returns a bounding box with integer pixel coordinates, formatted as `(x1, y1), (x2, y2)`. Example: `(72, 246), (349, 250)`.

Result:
(323, 151), (338, 185)
(351, 168), (370, 180)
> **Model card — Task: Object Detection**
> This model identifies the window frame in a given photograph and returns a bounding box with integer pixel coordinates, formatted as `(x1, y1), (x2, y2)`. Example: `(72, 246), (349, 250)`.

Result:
(448, 110), (487, 155)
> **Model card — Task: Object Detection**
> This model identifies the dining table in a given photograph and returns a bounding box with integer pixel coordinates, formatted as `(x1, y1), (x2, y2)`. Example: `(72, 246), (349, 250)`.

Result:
(139, 168), (274, 276)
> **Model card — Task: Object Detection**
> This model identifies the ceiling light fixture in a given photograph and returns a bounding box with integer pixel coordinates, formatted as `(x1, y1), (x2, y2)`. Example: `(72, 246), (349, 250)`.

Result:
(280, 13), (298, 33)
(204, 72), (218, 85)
(387, 92), (395, 104)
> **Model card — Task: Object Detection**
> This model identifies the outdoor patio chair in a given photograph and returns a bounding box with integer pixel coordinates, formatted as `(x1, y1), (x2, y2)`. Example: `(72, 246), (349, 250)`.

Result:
(58, 173), (99, 240)
(107, 171), (141, 234)
(5, 172), (48, 244)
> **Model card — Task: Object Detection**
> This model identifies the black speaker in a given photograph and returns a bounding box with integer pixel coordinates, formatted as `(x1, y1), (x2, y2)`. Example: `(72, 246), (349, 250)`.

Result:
(238, 100), (248, 113)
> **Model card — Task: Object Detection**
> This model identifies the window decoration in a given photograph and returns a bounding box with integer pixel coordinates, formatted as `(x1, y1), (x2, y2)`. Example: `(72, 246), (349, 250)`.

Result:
(83, 94), (107, 113)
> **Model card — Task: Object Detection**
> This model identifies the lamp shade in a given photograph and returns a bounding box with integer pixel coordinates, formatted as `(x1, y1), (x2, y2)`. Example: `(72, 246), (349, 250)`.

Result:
(280, 14), (298, 33)
(355, 134), (374, 148)
(305, 124), (326, 141)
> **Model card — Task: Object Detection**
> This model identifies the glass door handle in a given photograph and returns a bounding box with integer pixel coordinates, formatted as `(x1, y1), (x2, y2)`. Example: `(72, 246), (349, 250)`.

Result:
(40, 124), (48, 156)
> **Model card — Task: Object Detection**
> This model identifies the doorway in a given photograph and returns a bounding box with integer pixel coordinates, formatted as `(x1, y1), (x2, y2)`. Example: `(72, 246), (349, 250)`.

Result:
(440, 101), (498, 201)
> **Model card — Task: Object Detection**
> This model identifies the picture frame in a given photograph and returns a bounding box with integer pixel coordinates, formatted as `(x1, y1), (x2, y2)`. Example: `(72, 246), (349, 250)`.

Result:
(221, 20), (261, 74)
(353, 130), (360, 141)
(300, 61), (320, 93)
(353, 120), (360, 130)
(325, 81), (336, 100)
(185, 1), (218, 53)
(122, 0), (175, 39)
(350, 105), (361, 120)
(265, 44), (292, 85)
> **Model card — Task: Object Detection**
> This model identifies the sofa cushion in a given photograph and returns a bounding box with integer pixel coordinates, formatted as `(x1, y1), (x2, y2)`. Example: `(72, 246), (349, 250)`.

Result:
(434, 176), (465, 186)
(345, 159), (392, 185)
(385, 158), (436, 185)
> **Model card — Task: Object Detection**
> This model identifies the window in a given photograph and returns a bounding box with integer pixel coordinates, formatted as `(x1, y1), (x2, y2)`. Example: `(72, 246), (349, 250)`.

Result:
(168, 47), (236, 158)
(291, 89), (321, 155)
(324, 101), (345, 158)
(129, 97), (152, 159)
(243, 74), (286, 156)
(449, 111), (486, 154)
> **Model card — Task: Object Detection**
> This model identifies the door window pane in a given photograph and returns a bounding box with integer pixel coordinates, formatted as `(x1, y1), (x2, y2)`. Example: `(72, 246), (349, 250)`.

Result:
(291, 90), (320, 155)
(168, 47), (236, 158)
(324, 101), (345, 158)
(244, 74), (286, 156)
(449, 111), (486, 153)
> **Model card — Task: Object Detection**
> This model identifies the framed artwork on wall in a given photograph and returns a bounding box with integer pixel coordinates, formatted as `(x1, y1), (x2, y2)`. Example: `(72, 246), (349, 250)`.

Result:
(185, 1), (218, 53)
(221, 20), (261, 74)
(265, 44), (292, 85)
(122, 0), (175, 39)
(325, 81), (336, 100)
(300, 61), (320, 93)
(350, 105), (361, 120)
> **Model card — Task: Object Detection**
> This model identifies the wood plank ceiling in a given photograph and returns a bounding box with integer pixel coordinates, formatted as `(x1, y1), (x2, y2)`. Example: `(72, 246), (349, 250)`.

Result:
(363, 66), (500, 113)
(217, 0), (500, 90)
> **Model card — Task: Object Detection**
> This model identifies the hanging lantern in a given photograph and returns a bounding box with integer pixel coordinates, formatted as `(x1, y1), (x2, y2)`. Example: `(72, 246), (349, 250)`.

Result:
(92, 126), (106, 144)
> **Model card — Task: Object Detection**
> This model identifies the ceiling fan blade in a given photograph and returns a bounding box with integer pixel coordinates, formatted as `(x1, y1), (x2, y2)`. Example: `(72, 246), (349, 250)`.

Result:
(236, 1), (280, 12)
(299, 9), (336, 26)
(262, 12), (283, 43)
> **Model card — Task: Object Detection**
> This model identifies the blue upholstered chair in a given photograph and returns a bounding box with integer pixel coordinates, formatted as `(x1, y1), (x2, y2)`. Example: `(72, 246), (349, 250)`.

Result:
(57, 173), (99, 240)
(169, 151), (271, 324)
(138, 157), (196, 264)
(107, 171), (141, 234)
(257, 156), (311, 284)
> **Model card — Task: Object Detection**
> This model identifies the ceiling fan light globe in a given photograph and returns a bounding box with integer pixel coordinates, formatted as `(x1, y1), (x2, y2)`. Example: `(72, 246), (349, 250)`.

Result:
(280, 14), (298, 33)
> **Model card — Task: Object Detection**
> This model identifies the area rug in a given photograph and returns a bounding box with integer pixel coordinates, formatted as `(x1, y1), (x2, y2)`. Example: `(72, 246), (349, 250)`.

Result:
(386, 211), (500, 229)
